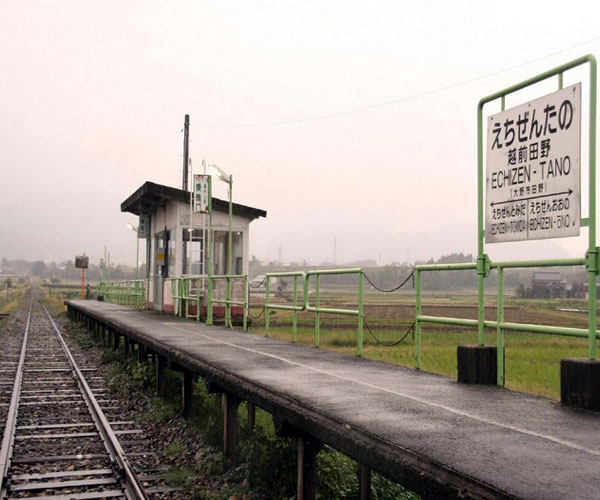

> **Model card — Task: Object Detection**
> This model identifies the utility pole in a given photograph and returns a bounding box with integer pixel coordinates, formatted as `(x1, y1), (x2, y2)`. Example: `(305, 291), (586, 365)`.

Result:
(333, 237), (337, 265)
(182, 114), (190, 191)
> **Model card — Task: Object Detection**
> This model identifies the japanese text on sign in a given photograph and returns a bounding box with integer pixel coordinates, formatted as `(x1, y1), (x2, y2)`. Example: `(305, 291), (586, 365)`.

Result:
(485, 84), (581, 243)
(193, 174), (211, 213)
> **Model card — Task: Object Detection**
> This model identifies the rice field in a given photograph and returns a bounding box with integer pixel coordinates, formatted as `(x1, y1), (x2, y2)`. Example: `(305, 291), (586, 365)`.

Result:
(247, 290), (593, 400)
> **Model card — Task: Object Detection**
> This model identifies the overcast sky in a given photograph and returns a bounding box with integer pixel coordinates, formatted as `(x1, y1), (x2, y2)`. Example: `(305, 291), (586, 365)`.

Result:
(1, 1), (600, 266)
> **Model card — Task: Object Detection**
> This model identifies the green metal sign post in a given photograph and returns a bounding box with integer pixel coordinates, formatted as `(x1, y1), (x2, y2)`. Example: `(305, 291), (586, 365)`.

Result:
(477, 54), (597, 359)
(414, 55), (599, 407)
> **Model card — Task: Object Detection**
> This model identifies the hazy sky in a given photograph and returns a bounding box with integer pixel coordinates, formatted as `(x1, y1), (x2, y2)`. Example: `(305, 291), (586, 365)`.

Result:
(1, 1), (600, 266)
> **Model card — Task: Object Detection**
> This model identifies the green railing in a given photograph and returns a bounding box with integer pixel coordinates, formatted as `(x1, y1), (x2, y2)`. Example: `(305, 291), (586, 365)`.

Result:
(169, 278), (183, 316)
(169, 276), (205, 319)
(180, 276), (204, 320)
(98, 280), (145, 309)
(414, 262), (478, 370)
(264, 272), (307, 342)
(415, 257), (600, 385)
(259, 268), (365, 355)
(206, 274), (248, 331)
(306, 268), (364, 356)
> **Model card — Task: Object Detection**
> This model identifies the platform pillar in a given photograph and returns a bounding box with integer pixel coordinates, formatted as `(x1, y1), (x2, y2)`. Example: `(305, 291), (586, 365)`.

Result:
(156, 355), (166, 396)
(297, 434), (322, 500)
(113, 332), (120, 351)
(247, 402), (256, 430)
(224, 393), (240, 462)
(124, 337), (130, 357)
(457, 345), (497, 384)
(182, 370), (194, 418)
(561, 358), (600, 410)
(359, 464), (371, 500)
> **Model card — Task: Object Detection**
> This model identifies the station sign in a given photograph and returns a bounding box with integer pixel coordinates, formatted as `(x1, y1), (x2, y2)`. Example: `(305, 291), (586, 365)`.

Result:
(485, 83), (581, 243)
(193, 174), (211, 213)
(75, 255), (89, 269)
(138, 214), (150, 239)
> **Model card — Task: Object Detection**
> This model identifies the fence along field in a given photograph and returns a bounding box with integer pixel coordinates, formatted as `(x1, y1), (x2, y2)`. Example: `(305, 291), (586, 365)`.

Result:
(248, 272), (591, 400)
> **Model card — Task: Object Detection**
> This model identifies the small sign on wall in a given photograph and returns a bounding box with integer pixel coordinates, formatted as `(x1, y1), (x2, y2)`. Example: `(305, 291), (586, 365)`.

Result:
(138, 214), (150, 239)
(156, 248), (165, 266)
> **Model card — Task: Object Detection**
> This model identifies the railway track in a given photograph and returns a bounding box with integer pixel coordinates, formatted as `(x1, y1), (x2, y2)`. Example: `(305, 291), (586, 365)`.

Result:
(0, 294), (171, 500)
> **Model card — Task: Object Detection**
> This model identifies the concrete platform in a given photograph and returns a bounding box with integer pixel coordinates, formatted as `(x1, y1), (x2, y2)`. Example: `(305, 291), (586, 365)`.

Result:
(66, 300), (600, 500)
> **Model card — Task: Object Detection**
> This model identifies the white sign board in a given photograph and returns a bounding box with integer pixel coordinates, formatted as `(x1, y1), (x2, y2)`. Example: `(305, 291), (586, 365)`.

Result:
(193, 174), (210, 213)
(485, 83), (581, 243)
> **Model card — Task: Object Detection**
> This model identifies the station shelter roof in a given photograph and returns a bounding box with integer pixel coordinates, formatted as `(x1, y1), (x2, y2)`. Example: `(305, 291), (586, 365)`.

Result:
(121, 181), (267, 221)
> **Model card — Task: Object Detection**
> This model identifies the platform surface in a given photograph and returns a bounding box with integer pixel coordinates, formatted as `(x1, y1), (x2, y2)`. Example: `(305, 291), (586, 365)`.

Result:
(67, 300), (600, 500)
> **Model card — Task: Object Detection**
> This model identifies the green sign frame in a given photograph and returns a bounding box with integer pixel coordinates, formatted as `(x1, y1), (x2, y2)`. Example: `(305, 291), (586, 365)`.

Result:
(477, 54), (597, 360)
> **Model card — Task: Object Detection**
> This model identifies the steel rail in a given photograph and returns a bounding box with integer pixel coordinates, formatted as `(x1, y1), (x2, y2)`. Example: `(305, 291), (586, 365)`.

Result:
(0, 297), (33, 497)
(39, 300), (148, 500)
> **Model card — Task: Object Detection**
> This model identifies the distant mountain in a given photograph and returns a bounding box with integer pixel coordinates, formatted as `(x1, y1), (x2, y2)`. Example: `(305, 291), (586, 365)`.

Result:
(340, 221), (572, 265)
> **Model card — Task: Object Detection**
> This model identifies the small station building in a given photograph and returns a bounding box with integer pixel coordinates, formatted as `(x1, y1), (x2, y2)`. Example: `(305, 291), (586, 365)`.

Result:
(120, 181), (266, 316)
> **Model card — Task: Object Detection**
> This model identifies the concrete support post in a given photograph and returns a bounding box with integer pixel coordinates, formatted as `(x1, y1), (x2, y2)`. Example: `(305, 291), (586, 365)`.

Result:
(359, 464), (371, 500)
(247, 402), (256, 430)
(457, 345), (497, 385)
(182, 370), (194, 418)
(156, 356), (166, 396)
(113, 332), (120, 351)
(561, 358), (600, 410)
(224, 393), (240, 462)
(297, 435), (321, 500)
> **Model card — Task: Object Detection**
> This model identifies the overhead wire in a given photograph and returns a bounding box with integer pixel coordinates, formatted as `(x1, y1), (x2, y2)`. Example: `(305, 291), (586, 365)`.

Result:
(197, 36), (600, 128)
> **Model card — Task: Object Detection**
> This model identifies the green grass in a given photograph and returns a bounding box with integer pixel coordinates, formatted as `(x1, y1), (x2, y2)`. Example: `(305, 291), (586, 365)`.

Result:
(0, 285), (29, 315)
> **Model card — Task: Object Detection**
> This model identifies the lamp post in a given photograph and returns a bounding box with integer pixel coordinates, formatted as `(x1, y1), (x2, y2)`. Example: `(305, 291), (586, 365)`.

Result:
(126, 223), (140, 280)
(207, 164), (233, 327)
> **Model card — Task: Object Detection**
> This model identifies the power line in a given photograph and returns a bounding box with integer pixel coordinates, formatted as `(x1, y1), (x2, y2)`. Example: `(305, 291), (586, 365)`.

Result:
(197, 36), (600, 129)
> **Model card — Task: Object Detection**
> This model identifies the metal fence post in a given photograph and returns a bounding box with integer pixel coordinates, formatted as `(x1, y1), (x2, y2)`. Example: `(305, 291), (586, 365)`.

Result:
(415, 269), (422, 370)
(497, 267), (505, 386)
(588, 56), (598, 360)
(358, 271), (364, 357)
(265, 277), (270, 336)
(293, 275), (298, 342)
(207, 276), (214, 325)
(243, 277), (248, 332)
(315, 274), (320, 348)
(225, 276), (232, 328)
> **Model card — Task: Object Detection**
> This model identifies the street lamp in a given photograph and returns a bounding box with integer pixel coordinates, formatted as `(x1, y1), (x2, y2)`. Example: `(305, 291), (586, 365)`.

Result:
(207, 164), (233, 275)
(126, 222), (139, 280)
(207, 164), (233, 327)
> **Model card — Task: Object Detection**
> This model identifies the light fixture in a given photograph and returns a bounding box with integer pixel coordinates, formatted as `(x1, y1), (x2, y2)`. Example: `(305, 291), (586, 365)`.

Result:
(207, 164), (231, 183)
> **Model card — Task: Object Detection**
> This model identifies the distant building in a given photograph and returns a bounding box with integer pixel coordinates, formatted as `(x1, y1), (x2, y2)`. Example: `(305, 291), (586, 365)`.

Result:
(530, 272), (567, 298)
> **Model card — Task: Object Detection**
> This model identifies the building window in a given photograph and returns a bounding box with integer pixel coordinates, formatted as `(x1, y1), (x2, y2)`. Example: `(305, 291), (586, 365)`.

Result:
(213, 231), (243, 275)
(182, 229), (204, 275)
